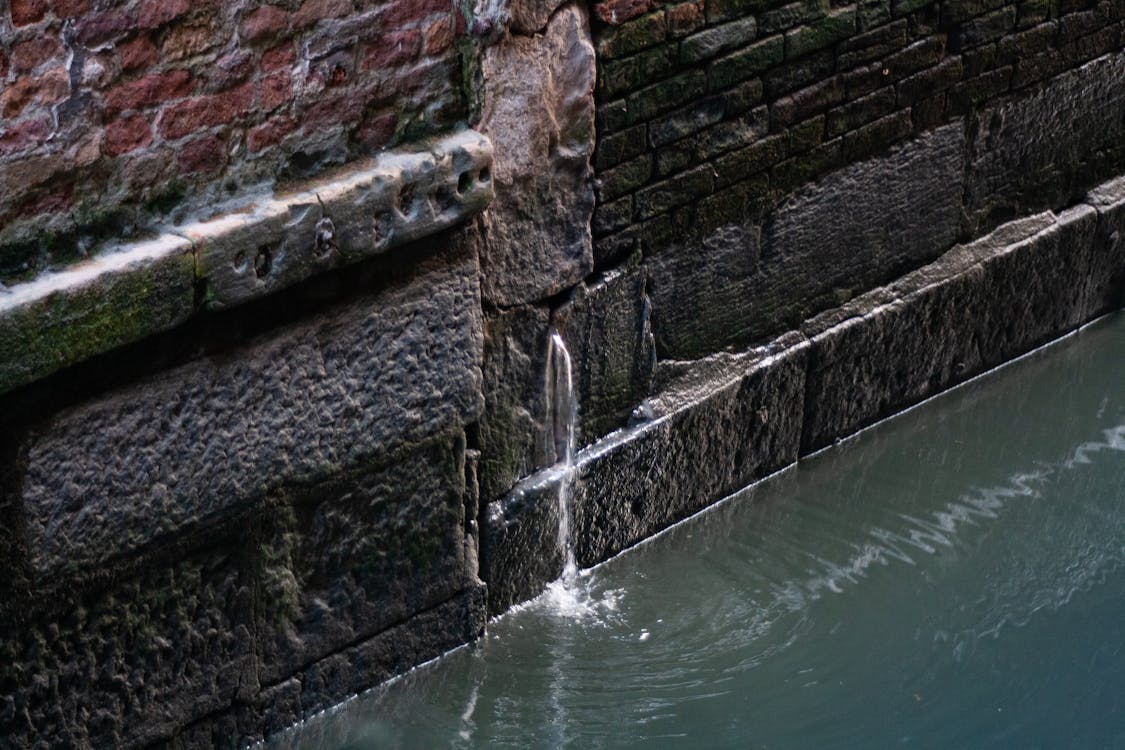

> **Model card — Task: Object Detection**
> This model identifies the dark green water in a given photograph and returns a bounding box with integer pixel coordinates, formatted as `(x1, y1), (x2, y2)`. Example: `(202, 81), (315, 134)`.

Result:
(272, 314), (1125, 750)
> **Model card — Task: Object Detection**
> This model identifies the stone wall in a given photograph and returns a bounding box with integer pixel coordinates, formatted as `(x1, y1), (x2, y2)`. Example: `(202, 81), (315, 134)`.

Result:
(0, 0), (1123, 745)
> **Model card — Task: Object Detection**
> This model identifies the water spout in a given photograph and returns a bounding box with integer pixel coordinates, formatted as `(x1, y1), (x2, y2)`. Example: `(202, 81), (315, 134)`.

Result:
(545, 328), (579, 584)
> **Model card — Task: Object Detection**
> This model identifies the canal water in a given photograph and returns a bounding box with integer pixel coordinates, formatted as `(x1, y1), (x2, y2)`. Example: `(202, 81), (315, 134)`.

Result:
(271, 313), (1125, 749)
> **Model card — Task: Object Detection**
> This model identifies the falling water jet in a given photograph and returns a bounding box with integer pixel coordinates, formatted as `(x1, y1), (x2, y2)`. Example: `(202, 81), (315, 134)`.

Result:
(545, 328), (579, 585)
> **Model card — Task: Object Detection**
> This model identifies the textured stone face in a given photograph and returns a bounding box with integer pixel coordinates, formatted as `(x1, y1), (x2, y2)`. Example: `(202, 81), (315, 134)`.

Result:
(17, 238), (484, 580)
(647, 122), (965, 358)
(967, 52), (1125, 233)
(477, 2), (596, 306)
(0, 544), (255, 749)
(255, 437), (471, 685)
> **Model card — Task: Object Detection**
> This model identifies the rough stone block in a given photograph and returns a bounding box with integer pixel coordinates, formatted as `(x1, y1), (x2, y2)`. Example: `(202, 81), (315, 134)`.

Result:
(966, 51), (1125, 233)
(483, 335), (807, 611)
(0, 545), (255, 749)
(1086, 175), (1125, 318)
(186, 131), (493, 310)
(295, 586), (486, 718)
(649, 123), (964, 359)
(255, 436), (472, 685)
(800, 203), (1106, 452)
(0, 234), (194, 395)
(17, 239), (483, 581)
(553, 262), (656, 441)
(479, 3), (596, 306)
(478, 303), (552, 504)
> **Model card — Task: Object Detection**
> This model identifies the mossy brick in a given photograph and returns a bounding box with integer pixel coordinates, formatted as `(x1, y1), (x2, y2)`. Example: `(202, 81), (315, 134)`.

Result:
(841, 109), (912, 159)
(714, 132), (788, 185)
(952, 5), (1017, 50)
(650, 96), (727, 146)
(895, 56), (963, 105)
(941, 0), (1007, 24)
(826, 86), (896, 136)
(0, 234), (195, 396)
(763, 48), (835, 96)
(962, 42), (1004, 78)
(709, 35), (784, 89)
(681, 16), (758, 64)
(997, 21), (1058, 60)
(595, 228), (641, 268)
(760, 0), (830, 35)
(595, 124), (650, 170)
(882, 36), (945, 81)
(634, 163), (716, 219)
(789, 114), (827, 153)
(594, 196), (636, 236)
(667, 0), (706, 38)
(726, 77), (766, 114)
(656, 139), (696, 175)
(1017, 0), (1053, 28)
(891, 0), (935, 16)
(784, 7), (856, 59)
(769, 137), (844, 192)
(1057, 7), (1108, 43)
(597, 99), (631, 133)
(857, 0), (892, 29)
(598, 44), (678, 99)
(637, 202), (697, 253)
(1058, 25), (1122, 67)
(911, 92), (948, 129)
(596, 11), (668, 59)
(1010, 47), (1066, 88)
(626, 69), (708, 123)
(945, 66), (1012, 114)
(837, 19), (908, 67)
(597, 154), (654, 201)
(771, 75), (845, 128)
(706, 0), (770, 23)
(845, 61), (890, 98)
(697, 105), (770, 158)
(696, 174), (770, 231)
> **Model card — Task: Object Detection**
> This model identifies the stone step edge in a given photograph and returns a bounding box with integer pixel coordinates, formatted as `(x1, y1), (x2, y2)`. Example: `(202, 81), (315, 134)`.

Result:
(482, 173), (1125, 615)
(0, 129), (494, 397)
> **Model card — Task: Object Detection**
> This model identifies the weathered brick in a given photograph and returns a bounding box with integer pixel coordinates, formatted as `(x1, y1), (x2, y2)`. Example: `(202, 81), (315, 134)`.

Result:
(595, 124), (650, 169)
(788, 114), (826, 153)
(118, 35), (159, 72)
(841, 108), (912, 158)
(247, 115), (296, 152)
(881, 35), (945, 80)
(856, 0), (891, 29)
(10, 0), (47, 26)
(714, 132), (787, 184)
(997, 20), (1058, 59)
(599, 44), (678, 98)
(697, 105), (769, 158)
(293, 0), (354, 28)
(667, 0), (705, 37)
(596, 11), (667, 58)
(363, 28), (422, 69)
(770, 137), (843, 192)
(0, 117), (50, 156)
(708, 35), (784, 89)
(942, 0), (1007, 24)
(681, 17), (758, 63)
(726, 77), (766, 113)
(105, 70), (194, 116)
(844, 61), (889, 97)
(763, 48), (834, 96)
(911, 92), (946, 128)
(593, 195), (635, 236)
(895, 56), (963, 105)
(771, 75), (845, 127)
(650, 95), (726, 146)
(784, 7), (856, 59)
(706, 0), (769, 23)
(241, 5), (289, 41)
(10, 36), (61, 73)
(696, 173), (770, 229)
(104, 114), (153, 156)
(946, 66), (1011, 113)
(1011, 47), (1066, 88)
(760, 0), (828, 35)
(594, 0), (654, 25)
(53, 0), (89, 18)
(75, 10), (132, 46)
(158, 83), (254, 139)
(136, 0), (190, 30)
(1016, 0), (1052, 27)
(626, 69), (707, 123)
(597, 154), (654, 201)
(837, 19), (909, 67)
(891, 0), (933, 16)
(952, 5), (1018, 50)
(826, 85), (897, 135)
(178, 133), (227, 174)
(635, 163), (715, 218)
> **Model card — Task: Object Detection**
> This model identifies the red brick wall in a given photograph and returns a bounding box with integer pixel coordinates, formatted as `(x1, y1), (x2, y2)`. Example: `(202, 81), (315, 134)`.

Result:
(0, 0), (466, 282)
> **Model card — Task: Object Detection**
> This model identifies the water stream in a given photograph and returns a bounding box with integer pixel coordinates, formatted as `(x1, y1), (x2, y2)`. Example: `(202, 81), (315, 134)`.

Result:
(544, 328), (579, 585)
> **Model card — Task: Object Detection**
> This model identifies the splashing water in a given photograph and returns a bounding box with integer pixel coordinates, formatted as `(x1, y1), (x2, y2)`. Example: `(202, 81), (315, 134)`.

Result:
(544, 329), (579, 585)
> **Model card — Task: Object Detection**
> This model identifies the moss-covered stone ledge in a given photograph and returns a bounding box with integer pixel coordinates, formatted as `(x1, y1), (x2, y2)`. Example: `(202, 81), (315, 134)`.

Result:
(0, 130), (494, 396)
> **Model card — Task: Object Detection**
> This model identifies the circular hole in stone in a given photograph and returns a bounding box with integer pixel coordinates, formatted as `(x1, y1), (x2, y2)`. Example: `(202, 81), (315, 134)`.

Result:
(478, 167), (491, 184)
(457, 171), (472, 195)
(233, 250), (247, 272)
